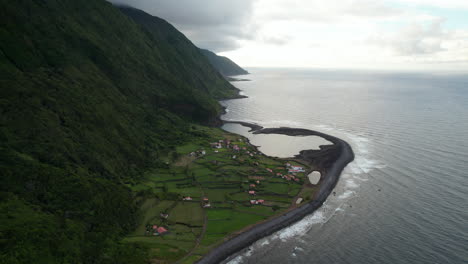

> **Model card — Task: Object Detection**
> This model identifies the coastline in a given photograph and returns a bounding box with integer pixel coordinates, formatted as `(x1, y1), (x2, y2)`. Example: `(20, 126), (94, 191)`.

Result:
(196, 121), (355, 264)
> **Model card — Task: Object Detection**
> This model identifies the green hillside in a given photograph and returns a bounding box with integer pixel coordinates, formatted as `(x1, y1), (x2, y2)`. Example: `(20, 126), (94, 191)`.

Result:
(200, 49), (249, 76)
(0, 0), (239, 263)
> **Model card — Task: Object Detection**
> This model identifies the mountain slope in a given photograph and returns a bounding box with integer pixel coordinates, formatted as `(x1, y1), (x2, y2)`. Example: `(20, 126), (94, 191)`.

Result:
(0, 0), (238, 263)
(118, 7), (241, 95)
(200, 48), (249, 76)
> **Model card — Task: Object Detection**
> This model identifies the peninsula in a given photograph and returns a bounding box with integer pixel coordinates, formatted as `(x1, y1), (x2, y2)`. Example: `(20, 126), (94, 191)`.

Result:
(195, 123), (355, 263)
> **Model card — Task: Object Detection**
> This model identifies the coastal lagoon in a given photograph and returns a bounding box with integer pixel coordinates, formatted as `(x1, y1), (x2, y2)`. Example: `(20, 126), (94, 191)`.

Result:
(222, 123), (332, 158)
(221, 68), (468, 264)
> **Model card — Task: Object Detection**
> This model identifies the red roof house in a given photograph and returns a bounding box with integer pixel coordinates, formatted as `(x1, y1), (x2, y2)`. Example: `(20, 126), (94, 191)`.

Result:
(157, 227), (168, 234)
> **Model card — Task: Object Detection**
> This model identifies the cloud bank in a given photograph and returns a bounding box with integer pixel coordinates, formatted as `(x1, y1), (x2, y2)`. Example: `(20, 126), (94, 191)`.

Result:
(109, 0), (468, 70)
(109, 0), (255, 52)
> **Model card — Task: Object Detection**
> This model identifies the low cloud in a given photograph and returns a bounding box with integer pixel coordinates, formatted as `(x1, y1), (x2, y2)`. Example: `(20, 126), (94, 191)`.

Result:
(254, 0), (403, 23)
(369, 18), (447, 56)
(109, 0), (256, 52)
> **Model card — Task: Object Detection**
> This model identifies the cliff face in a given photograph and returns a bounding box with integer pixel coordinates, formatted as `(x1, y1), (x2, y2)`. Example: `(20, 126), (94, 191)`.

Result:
(0, 1), (238, 262)
(200, 48), (249, 76)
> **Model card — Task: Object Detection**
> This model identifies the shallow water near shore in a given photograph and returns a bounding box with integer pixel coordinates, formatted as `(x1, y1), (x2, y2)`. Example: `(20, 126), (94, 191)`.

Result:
(221, 123), (332, 158)
(220, 68), (468, 264)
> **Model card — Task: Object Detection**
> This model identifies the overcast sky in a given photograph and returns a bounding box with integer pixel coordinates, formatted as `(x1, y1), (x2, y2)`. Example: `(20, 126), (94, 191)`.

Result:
(109, 0), (468, 71)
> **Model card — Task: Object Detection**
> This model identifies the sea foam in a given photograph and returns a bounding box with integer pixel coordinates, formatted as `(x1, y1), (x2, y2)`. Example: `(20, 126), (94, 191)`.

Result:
(225, 124), (386, 264)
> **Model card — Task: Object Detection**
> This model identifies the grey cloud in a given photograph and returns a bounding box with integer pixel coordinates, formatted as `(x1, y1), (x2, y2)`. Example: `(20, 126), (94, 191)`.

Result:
(258, 0), (402, 23)
(109, 0), (256, 52)
(370, 19), (447, 56)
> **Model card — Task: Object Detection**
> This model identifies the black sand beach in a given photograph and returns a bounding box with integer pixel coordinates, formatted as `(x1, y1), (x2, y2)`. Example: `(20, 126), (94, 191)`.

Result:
(196, 122), (355, 264)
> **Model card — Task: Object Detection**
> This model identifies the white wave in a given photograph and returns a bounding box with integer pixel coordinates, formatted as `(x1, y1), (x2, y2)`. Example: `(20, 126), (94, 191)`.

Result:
(345, 179), (359, 189)
(348, 156), (386, 174)
(260, 239), (270, 246)
(294, 246), (304, 252)
(261, 119), (304, 128)
(338, 190), (355, 199)
(274, 210), (326, 241)
(226, 126), (388, 264)
(227, 254), (245, 264)
(314, 124), (335, 131)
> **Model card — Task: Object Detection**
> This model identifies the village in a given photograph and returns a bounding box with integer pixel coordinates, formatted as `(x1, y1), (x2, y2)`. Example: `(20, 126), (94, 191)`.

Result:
(124, 126), (318, 263)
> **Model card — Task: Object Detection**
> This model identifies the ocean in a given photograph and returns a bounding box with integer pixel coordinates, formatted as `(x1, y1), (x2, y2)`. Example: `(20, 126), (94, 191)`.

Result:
(220, 68), (468, 264)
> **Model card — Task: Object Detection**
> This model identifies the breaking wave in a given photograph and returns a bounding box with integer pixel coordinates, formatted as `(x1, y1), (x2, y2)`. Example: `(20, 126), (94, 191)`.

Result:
(226, 124), (386, 264)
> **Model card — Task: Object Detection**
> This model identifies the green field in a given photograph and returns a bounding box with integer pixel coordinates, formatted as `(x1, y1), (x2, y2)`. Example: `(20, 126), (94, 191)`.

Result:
(126, 127), (316, 263)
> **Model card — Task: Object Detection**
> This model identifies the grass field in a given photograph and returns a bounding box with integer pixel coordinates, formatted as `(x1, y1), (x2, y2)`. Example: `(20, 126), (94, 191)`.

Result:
(125, 127), (315, 263)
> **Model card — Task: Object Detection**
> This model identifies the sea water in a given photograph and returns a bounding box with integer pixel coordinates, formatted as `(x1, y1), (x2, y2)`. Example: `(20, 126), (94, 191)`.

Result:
(220, 68), (468, 264)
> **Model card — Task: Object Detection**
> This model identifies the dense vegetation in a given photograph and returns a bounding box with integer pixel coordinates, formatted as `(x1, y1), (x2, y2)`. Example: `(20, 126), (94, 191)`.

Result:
(123, 126), (313, 263)
(200, 49), (249, 76)
(0, 0), (239, 263)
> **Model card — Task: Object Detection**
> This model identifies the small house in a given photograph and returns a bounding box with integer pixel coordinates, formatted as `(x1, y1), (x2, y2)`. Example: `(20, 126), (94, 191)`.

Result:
(157, 227), (168, 235)
(248, 190), (256, 195)
(250, 199), (264, 205)
(160, 213), (169, 219)
(289, 166), (305, 173)
(296, 198), (303, 204)
(183, 197), (193, 201)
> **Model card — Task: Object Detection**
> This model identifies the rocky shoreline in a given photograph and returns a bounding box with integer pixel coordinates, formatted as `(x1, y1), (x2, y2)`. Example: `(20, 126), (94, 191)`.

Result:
(196, 122), (355, 264)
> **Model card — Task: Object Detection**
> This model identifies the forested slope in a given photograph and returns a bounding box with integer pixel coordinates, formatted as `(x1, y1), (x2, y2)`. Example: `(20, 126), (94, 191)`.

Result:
(0, 1), (238, 263)
(200, 49), (248, 76)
